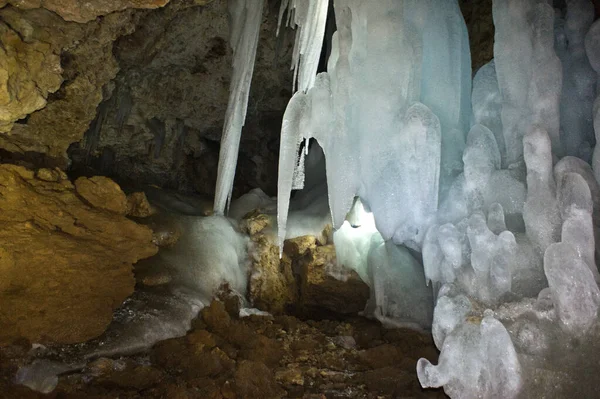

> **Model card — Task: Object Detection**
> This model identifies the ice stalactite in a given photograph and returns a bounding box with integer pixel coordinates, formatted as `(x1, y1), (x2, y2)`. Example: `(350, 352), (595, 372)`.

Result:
(213, 0), (264, 215)
(277, 0), (329, 93)
(277, 0), (471, 254)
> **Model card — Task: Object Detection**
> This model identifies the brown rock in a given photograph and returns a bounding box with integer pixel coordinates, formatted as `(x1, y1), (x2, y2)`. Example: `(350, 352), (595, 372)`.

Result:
(234, 360), (284, 399)
(358, 344), (404, 369)
(0, 7), (140, 164)
(299, 245), (370, 314)
(0, 164), (157, 344)
(248, 233), (297, 314)
(75, 176), (128, 214)
(202, 300), (232, 333)
(283, 235), (317, 258)
(126, 191), (156, 217)
(240, 212), (272, 235)
(363, 367), (415, 395)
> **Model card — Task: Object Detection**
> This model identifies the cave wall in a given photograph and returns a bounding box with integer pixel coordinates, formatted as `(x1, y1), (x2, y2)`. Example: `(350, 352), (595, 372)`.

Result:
(68, 0), (294, 197)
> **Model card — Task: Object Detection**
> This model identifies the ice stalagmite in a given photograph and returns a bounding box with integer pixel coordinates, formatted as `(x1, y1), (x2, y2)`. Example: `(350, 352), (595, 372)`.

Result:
(213, 0), (264, 215)
(493, 0), (562, 163)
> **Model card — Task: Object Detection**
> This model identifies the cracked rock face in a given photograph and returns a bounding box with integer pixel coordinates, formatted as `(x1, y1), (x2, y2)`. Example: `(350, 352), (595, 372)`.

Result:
(0, 164), (157, 345)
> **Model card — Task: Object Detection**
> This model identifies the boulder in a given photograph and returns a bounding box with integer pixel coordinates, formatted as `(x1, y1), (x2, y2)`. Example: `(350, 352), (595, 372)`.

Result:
(0, 164), (157, 345)
(299, 245), (370, 315)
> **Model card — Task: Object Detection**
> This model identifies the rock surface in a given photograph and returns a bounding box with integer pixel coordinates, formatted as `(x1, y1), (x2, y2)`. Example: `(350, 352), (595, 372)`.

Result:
(69, 0), (294, 196)
(298, 245), (371, 315)
(0, 299), (446, 398)
(245, 212), (370, 317)
(0, 164), (157, 345)
(0, 6), (142, 164)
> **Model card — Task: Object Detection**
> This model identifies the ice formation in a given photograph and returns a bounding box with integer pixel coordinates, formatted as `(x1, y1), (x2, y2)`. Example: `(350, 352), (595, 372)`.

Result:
(213, 0), (264, 215)
(262, 0), (600, 397)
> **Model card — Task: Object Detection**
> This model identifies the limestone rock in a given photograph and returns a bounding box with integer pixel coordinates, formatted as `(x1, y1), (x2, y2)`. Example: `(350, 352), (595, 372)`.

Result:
(248, 233), (297, 314)
(0, 164), (157, 345)
(299, 245), (370, 315)
(283, 235), (317, 258)
(0, 7), (140, 164)
(0, 13), (63, 133)
(126, 191), (156, 217)
(75, 176), (128, 214)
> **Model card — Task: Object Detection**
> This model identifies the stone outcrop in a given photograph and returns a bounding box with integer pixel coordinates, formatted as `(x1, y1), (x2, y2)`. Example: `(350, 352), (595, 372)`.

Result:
(0, 164), (157, 345)
(298, 244), (371, 315)
(0, 6), (142, 165)
(244, 212), (370, 316)
(0, 0), (171, 23)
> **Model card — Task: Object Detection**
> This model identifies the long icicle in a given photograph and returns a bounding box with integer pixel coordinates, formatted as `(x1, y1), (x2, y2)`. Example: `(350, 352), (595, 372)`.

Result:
(213, 0), (265, 215)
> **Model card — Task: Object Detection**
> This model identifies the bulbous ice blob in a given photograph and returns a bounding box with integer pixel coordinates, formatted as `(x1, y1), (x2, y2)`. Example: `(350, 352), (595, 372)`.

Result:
(544, 242), (600, 336)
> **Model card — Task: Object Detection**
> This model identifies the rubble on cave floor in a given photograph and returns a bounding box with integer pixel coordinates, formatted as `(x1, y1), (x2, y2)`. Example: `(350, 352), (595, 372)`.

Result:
(0, 298), (446, 399)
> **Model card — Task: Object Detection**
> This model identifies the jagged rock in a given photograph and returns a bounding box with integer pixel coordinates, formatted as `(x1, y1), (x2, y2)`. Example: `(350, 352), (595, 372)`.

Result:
(240, 212), (272, 235)
(283, 235), (317, 258)
(248, 233), (297, 314)
(126, 192), (156, 217)
(75, 176), (128, 214)
(0, 164), (157, 345)
(0, 12), (63, 133)
(0, 6), (141, 164)
(299, 245), (370, 315)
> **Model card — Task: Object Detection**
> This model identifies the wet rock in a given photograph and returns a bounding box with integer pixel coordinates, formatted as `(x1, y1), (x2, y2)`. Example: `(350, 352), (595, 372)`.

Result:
(299, 245), (370, 314)
(75, 176), (128, 214)
(234, 360), (284, 399)
(127, 191), (156, 217)
(0, 164), (157, 344)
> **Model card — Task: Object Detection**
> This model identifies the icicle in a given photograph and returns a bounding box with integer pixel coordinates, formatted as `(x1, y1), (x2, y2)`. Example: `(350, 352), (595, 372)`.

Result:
(278, 0), (329, 93)
(277, 92), (308, 256)
(213, 0), (265, 215)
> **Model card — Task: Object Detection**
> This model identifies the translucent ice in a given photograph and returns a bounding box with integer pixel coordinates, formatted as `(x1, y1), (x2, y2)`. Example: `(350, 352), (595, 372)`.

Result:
(472, 60), (505, 165)
(366, 241), (433, 330)
(213, 0), (264, 215)
(493, 0), (562, 163)
(544, 242), (600, 336)
(418, 298), (522, 399)
(523, 126), (561, 254)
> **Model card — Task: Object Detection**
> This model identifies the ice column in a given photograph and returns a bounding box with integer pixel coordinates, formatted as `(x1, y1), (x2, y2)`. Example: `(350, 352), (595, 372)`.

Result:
(213, 0), (264, 215)
(493, 0), (562, 164)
